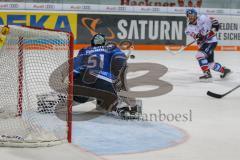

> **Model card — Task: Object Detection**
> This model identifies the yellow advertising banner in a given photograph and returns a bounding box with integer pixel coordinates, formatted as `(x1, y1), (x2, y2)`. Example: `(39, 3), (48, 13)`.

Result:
(0, 12), (77, 40)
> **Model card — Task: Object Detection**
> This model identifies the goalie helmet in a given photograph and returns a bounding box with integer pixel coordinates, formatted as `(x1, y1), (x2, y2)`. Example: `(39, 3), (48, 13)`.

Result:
(91, 33), (106, 46)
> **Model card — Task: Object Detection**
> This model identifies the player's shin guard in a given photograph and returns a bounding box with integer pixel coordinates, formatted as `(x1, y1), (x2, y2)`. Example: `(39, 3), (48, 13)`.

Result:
(196, 52), (209, 71)
(209, 62), (231, 78)
(209, 62), (224, 73)
(196, 52), (212, 80)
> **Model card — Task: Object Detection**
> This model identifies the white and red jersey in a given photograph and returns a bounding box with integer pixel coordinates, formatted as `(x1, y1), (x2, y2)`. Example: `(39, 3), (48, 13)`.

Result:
(185, 14), (217, 43)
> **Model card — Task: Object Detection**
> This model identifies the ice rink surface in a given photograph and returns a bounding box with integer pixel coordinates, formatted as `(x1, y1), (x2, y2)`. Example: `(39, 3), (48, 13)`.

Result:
(103, 50), (240, 160)
(2, 50), (240, 160)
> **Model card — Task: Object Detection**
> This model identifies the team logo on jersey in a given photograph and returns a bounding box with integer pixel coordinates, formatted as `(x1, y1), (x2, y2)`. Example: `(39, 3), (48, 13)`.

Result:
(81, 17), (115, 40)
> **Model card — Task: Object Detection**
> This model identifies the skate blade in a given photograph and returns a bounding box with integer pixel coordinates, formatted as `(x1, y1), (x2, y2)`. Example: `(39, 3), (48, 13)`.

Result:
(220, 71), (233, 79)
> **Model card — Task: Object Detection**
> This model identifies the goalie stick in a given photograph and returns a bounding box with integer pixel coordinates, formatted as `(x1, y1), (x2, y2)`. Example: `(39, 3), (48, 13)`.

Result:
(207, 85), (240, 98)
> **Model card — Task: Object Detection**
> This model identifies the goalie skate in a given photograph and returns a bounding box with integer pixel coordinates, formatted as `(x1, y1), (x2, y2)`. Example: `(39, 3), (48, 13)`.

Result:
(109, 99), (142, 120)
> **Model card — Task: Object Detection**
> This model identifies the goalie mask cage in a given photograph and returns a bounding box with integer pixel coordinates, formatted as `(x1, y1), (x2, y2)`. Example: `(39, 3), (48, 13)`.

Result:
(0, 25), (73, 147)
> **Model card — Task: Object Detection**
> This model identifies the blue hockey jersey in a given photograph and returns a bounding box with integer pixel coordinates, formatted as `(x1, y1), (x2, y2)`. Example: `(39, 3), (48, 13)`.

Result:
(73, 45), (126, 83)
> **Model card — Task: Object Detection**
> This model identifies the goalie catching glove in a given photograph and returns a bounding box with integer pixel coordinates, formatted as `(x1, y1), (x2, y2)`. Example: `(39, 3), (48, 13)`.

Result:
(0, 26), (10, 49)
(0, 26), (10, 35)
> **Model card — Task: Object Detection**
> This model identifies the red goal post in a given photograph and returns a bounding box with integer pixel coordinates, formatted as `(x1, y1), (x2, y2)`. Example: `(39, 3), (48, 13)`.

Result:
(0, 25), (73, 147)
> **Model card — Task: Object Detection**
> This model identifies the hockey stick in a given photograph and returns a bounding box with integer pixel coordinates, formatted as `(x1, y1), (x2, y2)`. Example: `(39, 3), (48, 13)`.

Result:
(165, 40), (196, 55)
(165, 32), (216, 55)
(207, 85), (240, 98)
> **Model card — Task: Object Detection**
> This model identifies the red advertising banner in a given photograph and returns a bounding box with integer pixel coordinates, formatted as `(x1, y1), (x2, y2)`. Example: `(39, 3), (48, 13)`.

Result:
(120, 0), (202, 7)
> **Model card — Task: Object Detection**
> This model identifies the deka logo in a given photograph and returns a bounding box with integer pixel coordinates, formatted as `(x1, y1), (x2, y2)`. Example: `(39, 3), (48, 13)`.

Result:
(0, 13), (76, 33)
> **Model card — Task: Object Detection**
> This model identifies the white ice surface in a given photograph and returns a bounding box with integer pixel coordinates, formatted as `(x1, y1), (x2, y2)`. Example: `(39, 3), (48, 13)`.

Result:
(1, 50), (240, 160)
(104, 51), (240, 160)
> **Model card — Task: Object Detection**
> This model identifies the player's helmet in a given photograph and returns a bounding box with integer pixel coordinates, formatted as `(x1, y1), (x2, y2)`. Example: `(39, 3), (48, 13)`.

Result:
(91, 33), (106, 46)
(185, 8), (197, 17)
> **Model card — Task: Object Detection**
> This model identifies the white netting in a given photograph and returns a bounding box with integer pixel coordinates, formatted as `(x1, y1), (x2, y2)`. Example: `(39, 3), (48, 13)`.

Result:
(0, 25), (72, 147)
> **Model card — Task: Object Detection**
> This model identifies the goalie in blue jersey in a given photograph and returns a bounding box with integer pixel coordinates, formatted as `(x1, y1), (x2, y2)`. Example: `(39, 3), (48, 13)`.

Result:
(73, 33), (141, 118)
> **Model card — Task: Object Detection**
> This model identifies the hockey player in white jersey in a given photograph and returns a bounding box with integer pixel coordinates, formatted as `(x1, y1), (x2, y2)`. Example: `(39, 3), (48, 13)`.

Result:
(185, 8), (231, 80)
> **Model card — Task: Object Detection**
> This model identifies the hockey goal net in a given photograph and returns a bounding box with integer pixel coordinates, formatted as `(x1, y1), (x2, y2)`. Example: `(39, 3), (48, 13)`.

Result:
(0, 25), (73, 147)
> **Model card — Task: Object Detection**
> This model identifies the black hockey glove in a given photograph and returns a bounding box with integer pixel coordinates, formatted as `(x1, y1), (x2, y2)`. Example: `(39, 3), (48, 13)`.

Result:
(195, 33), (205, 41)
(211, 18), (219, 32)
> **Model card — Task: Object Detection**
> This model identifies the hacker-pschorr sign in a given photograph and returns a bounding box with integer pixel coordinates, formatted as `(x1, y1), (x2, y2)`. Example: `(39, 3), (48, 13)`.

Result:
(77, 14), (187, 45)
